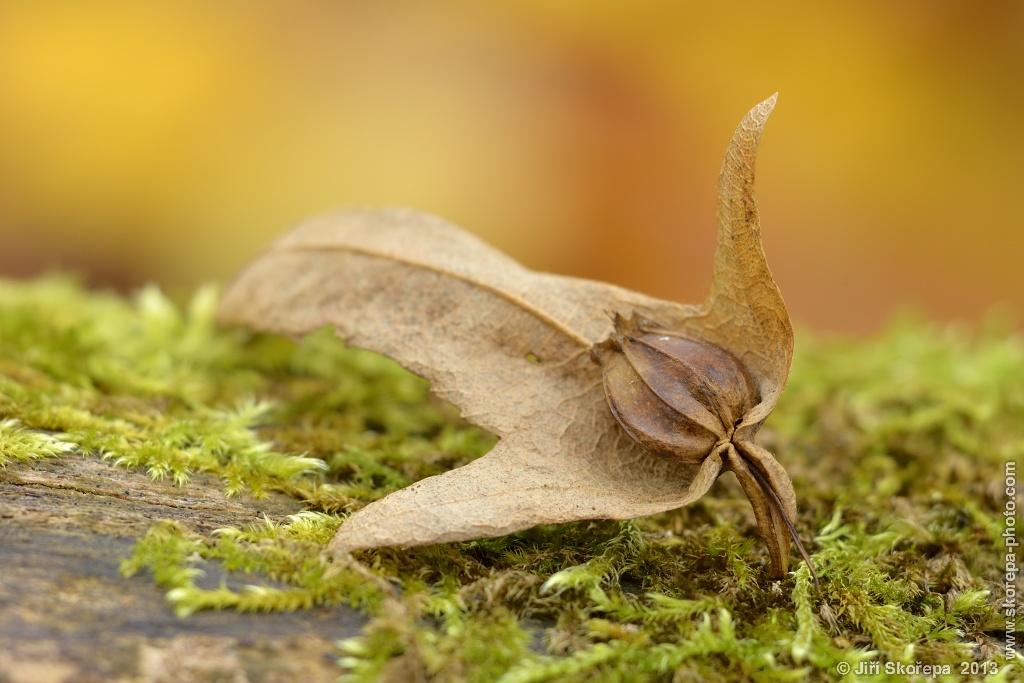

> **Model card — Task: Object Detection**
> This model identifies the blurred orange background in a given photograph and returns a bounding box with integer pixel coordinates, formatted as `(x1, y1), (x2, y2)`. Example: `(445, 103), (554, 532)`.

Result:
(0, 1), (1020, 333)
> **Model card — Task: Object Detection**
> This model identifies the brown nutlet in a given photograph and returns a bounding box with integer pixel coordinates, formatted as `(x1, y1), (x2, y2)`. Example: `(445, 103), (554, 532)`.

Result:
(591, 312), (759, 463)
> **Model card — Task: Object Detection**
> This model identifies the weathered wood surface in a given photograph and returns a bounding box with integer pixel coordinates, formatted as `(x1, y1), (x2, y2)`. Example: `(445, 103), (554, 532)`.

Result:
(0, 456), (364, 683)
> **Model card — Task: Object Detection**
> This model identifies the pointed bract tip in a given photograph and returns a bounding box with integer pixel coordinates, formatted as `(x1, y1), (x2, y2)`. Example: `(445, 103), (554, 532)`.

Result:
(752, 93), (778, 121)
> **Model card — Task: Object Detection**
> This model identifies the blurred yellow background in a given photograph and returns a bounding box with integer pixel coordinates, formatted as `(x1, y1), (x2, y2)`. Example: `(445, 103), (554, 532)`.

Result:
(0, 1), (1020, 333)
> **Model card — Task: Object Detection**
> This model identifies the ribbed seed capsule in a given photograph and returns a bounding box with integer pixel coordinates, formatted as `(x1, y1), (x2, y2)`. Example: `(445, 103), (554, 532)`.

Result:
(592, 312), (817, 588)
(592, 313), (758, 463)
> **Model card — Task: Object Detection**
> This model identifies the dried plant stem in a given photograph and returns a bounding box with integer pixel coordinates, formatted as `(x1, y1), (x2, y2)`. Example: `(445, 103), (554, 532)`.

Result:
(743, 454), (820, 591)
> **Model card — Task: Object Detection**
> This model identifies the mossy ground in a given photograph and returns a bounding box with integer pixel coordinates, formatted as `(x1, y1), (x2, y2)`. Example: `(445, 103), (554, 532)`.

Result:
(0, 275), (1020, 682)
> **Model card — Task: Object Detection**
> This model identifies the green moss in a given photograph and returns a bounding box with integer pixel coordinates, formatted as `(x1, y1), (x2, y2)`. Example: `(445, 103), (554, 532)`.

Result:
(0, 418), (76, 466)
(1, 276), (1021, 680)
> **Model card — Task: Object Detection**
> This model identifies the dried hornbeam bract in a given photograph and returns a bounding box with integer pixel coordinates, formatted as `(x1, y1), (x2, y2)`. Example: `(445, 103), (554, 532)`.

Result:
(217, 93), (815, 584)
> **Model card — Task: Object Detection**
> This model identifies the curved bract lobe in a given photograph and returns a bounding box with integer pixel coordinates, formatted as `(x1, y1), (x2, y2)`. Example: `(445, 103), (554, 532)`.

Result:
(587, 93), (819, 585)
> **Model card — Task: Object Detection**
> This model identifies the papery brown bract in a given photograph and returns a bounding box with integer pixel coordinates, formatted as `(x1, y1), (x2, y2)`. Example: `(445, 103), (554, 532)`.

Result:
(216, 93), (815, 585)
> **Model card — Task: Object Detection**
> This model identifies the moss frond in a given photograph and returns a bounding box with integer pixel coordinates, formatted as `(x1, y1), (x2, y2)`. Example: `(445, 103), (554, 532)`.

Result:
(0, 418), (76, 466)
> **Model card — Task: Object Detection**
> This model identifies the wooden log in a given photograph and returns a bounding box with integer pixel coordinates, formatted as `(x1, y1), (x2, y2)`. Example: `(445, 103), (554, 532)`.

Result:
(0, 455), (364, 683)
